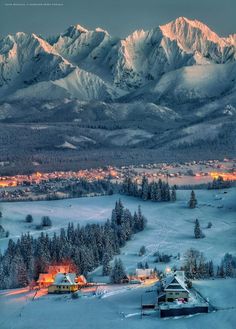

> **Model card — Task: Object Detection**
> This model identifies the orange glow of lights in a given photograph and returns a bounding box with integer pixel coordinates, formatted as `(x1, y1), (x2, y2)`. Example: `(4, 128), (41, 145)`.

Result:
(0, 180), (17, 187)
(210, 172), (236, 181)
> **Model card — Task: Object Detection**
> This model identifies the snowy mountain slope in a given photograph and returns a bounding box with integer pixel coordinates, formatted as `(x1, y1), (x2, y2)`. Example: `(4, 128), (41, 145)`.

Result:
(51, 24), (119, 82)
(122, 62), (236, 105)
(0, 32), (74, 98)
(0, 98), (180, 124)
(53, 68), (118, 101)
(6, 67), (119, 102)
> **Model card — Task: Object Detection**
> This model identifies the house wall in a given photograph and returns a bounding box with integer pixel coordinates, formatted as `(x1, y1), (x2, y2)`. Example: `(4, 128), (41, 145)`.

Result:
(48, 284), (78, 294)
(39, 282), (53, 288)
(165, 291), (188, 301)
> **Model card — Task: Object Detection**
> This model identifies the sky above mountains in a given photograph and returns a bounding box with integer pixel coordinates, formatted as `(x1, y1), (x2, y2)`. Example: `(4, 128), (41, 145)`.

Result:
(0, 0), (235, 38)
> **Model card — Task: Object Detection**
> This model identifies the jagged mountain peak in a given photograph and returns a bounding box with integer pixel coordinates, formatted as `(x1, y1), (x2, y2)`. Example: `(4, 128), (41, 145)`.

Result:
(0, 17), (235, 102)
(60, 24), (88, 39)
(0, 31), (55, 54)
(60, 24), (110, 40)
(74, 24), (88, 33)
(95, 27), (109, 35)
(160, 16), (227, 46)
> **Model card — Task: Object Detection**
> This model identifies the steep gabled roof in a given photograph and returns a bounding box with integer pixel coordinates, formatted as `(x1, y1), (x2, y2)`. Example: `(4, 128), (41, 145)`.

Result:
(164, 275), (189, 293)
(53, 273), (77, 286)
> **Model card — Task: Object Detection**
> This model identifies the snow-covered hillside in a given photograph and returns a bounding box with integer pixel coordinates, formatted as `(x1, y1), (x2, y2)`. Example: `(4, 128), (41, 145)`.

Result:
(0, 33), (73, 98)
(123, 62), (236, 104)
(0, 189), (235, 264)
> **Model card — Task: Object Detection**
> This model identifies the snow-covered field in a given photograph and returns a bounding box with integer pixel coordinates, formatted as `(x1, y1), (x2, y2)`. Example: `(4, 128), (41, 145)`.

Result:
(0, 188), (235, 328)
(0, 278), (235, 329)
(0, 189), (235, 266)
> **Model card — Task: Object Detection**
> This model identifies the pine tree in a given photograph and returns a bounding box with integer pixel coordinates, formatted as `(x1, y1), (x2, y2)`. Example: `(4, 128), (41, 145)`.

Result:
(171, 188), (177, 201)
(102, 253), (111, 276)
(164, 183), (171, 201)
(150, 182), (156, 201)
(141, 176), (149, 201)
(194, 219), (202, 239)
(224, 255), (233, 277)
(198, 253), (207, 278)
(208, 260), (214, 277)
(189, 190), (197, 208)
(41, 216), (52, 227)
(219, 263), (225, 278)
(110, 258), (126, 284)
(25, 214), (33, 223)
(133, 180), (139, 197)
(139, 245), (146, 256)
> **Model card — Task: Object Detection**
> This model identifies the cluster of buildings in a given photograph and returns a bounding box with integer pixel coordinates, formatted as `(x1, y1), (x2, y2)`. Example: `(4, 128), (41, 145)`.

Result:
(0, 167), (120, 189)
(36, 266), (208, 318)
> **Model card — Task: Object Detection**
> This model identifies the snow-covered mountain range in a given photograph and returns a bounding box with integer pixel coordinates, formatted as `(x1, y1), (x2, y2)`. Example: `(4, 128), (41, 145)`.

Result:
(0, 17), (235, 103)
(0, 17), (235, 172)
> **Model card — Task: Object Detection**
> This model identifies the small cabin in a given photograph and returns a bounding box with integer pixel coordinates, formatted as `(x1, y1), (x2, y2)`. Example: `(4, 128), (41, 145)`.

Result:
(135, 268), (154, 280)
(48, 273), (78, 294)
(76, 275), (87, 286)
(37, 273), (54, 288)
(163, 273), (189, 302)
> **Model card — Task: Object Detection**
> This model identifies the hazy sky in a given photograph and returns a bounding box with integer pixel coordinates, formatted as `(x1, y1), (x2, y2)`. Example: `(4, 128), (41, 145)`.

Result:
(0, 0), (236, 38)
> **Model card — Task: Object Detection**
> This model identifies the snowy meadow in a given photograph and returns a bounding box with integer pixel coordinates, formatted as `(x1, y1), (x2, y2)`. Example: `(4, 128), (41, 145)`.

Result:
(0, 188), (235, 329)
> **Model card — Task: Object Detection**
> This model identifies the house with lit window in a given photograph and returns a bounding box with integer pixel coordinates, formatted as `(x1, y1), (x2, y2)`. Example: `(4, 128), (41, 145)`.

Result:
(37, 273), (54, 288)
(135, 268), (155, 280)
(76, 275), (87, 286)
(37, 265), (71, 288)
(156, 271), (209, 318)
(163, 273), (189, 302)
(48, 273), (78, 294)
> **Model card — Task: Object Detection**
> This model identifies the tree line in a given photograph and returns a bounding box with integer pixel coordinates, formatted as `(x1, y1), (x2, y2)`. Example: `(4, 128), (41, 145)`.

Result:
(0, 200), (146, 289)
(121, 176), (176, 202)
(183, 248), (236, 279)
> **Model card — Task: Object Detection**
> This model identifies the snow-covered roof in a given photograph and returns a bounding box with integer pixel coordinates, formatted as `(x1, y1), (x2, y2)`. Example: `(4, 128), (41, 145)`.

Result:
(136, 268), (153, 276)
(53, 273), (77, 286)
(164, 275), (189, 293)
(77, 275), (87, 284)
(37, 273), (54, 283)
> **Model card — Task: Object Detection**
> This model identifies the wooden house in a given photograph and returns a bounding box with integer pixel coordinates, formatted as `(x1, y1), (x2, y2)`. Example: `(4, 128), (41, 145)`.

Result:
(76, 275), (87, 286)
(37, 273), (54, 288)
(135, 268), (154, 280)
(48, 273), (78, 294)
(163, 273), (189, 302)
